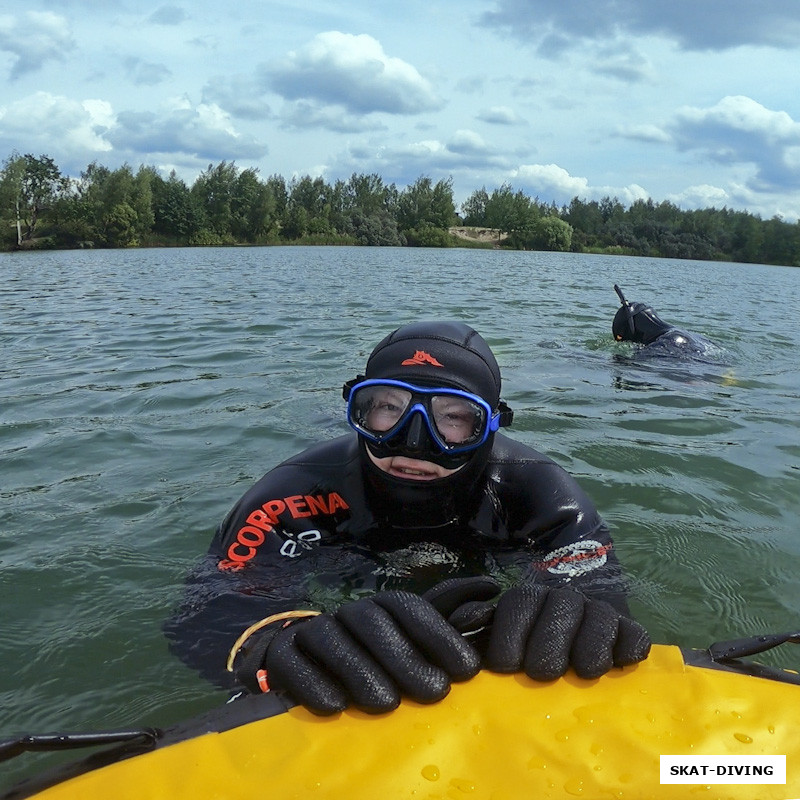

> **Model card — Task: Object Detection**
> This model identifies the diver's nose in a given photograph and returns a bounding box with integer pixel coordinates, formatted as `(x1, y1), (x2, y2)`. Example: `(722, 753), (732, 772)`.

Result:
(402, 412), (429, 453)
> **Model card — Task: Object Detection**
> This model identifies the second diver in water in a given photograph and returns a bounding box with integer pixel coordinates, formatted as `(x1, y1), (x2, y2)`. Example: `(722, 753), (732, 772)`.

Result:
(612, 284), (717, 357)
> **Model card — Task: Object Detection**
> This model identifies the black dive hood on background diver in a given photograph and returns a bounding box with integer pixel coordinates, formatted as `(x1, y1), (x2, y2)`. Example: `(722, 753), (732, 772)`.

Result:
(343, 321), (513, 528)
(613, 284), (673, 345)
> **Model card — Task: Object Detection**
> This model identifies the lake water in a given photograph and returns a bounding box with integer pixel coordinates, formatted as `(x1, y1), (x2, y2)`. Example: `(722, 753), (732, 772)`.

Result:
(2, 245), (799, 789)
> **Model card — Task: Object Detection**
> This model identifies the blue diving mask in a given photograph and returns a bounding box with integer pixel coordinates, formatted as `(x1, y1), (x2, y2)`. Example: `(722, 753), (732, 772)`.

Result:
(344, 379), (513, 464)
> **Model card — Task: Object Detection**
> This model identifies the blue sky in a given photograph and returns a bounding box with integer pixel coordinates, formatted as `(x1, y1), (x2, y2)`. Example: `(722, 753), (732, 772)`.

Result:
(2, 1), (800, 220)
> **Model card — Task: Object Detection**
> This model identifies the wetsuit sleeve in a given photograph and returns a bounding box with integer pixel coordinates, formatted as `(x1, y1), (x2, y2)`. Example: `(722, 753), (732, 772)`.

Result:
(163, 549), (318, 688)
(488, 436), (632, 614)
(164, 437), (362, 688)
(524, 495), (631, 615)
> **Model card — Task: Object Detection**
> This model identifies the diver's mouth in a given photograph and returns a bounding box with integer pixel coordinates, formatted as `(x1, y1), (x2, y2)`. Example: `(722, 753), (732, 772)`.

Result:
(397, 466), (432, 478)
(389, 466), (439, 481)
(385, 457), (451, 481)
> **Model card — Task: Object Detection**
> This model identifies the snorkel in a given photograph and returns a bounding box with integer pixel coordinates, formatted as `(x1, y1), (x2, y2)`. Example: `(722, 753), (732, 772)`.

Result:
(613, 284), (635, 341)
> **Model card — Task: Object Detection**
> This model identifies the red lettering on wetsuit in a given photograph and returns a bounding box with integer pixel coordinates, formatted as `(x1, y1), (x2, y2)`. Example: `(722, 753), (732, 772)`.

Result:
(217, 492), (349, 572)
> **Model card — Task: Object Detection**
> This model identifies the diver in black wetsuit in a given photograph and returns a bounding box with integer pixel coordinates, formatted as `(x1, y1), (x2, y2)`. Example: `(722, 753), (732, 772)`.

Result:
(612, 284), (716, 356)
(166, 321), (650, 715)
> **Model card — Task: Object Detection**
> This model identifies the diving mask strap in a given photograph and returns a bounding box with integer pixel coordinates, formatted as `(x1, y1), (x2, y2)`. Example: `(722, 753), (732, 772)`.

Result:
(342, 375), (366, 401)
(496, 400), (514, 428)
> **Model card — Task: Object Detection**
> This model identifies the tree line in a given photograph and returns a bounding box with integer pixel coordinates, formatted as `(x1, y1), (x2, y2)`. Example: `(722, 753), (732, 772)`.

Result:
(2, 152), (799, 266)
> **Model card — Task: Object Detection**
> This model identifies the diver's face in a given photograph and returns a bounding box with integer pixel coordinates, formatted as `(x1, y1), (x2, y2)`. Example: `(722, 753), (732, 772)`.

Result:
(364, 447), (463, 481)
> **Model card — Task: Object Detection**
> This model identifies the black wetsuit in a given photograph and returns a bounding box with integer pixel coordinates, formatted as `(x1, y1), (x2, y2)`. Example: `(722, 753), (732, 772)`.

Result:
(638, 327), (716, 357)
(165, 432), (629, 687)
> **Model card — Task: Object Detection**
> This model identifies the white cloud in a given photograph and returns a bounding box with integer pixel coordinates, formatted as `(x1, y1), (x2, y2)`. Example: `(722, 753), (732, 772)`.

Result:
(785, 146), (800, 172)
(109, 98), (268, 161)
(511, 163), (590, 198)
(593, 44), (652, 82)
(280, 100), (386, 133)
(202, 75), (272, 121)
(124, 57), (172, 87)
(670, 95), (800, 190)
(149, 5), (188, 26)
(0, 92), (113, 157)
(483, 0), (800, 52)
(336, 131), (513, 190)
(269, 31), (443, 116)
(509, 163), (649, 204)
(447, 129), (492, 156)
(476, 106), (524, 125)
(617, 123), (672, 144)
(0, 11), (74, 79)
(668, 184), (731, 210)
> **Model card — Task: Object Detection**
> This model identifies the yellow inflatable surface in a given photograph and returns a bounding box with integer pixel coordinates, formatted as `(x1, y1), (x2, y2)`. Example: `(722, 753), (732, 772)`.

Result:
(17, 645), (800, 800)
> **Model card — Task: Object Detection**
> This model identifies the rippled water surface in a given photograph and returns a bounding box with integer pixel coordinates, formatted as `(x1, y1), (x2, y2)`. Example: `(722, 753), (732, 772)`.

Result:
(2, 246), (799, 788)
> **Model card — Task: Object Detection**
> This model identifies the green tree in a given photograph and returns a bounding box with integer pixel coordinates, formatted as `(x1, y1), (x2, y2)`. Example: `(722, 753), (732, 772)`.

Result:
(152, 170), (202, 239)
(0, 154), (26, 246)
(284, 175), (335, 239)
(231, 167), (277, 242)
(0, 153), (68, 244)
(132, 166), (156, 238)
(526, 216), (573, 251)
(345, 208), (404, 246)
(83, 164), (154, 247)
(729, 211), (764, 264)
(762, 216), (800, 266)
(479, 184), (540, 245)
(282, 204), (309, 239)
(344, 173), (395, 216)
(191, 161), (239, 239)
(461, 187), (489, 226)
(397, 176), (456, 236)
(265, 174), (288, 230)
(103, 202), (140, 247)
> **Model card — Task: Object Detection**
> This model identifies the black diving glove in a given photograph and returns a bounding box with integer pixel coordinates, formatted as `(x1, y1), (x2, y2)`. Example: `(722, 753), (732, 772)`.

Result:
(422, 575), (501, 637)
(484, 583), (651, 680)
(425, 577), (650, 680)
(235, 590), (481, 715)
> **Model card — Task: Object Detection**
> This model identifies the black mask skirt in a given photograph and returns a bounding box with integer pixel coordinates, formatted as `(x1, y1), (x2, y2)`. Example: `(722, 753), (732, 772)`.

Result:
(359, 435), (492, 530)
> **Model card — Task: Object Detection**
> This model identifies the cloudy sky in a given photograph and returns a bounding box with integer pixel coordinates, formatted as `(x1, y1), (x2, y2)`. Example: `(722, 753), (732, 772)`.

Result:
(2, 1), (800, 220)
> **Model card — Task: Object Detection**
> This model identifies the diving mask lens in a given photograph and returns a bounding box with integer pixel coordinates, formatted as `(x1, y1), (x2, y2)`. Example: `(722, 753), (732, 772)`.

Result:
(347, 380), (491, 453)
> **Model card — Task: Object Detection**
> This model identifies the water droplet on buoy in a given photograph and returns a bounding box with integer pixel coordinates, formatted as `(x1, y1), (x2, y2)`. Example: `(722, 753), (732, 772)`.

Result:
(421, 765), (440, 781)
(564, 777), (584, 796)
(449, 778), (476, 793)
(734, 732), (753, 744)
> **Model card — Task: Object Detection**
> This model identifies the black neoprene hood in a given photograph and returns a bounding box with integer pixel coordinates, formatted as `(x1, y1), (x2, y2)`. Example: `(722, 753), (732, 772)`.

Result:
(613, 302), (672, 345)
(363, 320), (503, 408)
